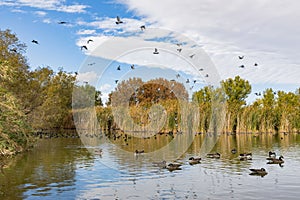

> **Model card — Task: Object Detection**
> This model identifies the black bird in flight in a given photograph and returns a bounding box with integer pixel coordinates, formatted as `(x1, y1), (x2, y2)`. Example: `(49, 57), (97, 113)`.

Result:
(81, 45), (88, 51)
(193, 80), (197, 84)
(176, 74), (180, 78)
(116, 16), (123, 24)
(140, 25), (146, 31)
(189, 54), (195, 58)
(115, 80), (119, 84)
(87, 39), (93, 44)
(254, 92), (261, 96)
(131, 64), (135, 69)
(32, 40), (39, 44)
(58, 21), (68, 25)
(238, 56), (244, 59)
(239, 65), (245, 68)
(186, 79), (190, 83)
(153, 48), (159, 54)
(199, 68), (204, 71)
(117, 65), (121, 70)
(177, 48), (182, 53)
(254, 63), (258, 66)
(205, 74), (209, 77)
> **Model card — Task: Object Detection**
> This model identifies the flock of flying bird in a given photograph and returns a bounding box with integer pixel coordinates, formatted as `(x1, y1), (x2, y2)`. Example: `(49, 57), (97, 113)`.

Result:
(29, 16), (262, 95)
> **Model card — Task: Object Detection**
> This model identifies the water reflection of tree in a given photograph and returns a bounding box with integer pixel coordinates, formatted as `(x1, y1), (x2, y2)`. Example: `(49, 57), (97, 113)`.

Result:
(0, 138), (93, 199)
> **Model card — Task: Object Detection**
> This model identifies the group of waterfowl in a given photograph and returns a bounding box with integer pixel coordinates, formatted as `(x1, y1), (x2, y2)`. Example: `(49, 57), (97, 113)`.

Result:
(146, 150), (285, 175)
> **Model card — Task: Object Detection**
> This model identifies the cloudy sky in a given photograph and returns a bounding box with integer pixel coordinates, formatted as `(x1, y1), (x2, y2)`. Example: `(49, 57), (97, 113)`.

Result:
(0, 0), (299, 103)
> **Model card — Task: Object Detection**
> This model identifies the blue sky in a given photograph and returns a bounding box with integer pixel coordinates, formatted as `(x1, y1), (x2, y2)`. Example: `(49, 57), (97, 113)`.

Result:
(0, 0), (299, 103)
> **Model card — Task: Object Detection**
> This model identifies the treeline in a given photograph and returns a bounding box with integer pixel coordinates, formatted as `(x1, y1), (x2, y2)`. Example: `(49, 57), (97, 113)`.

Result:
(193, 76), (300, 133)
(97, 75), (299, 134)
(0, 29), (101, 156)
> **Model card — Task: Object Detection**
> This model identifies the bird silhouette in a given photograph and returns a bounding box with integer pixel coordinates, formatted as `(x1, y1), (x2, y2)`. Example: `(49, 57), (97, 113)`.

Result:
(176, 74), (180, 78)
(140, 25), (146, 31)
(10, 48), (17, 53)
(88, 62), (96, 66)
(115, 80), (119, 84)
(131, 64), (135, 69)
(87, 39), (93, 44)
(238, 56), (244, 59)
(32, 40), (39, 44)
(81, 45), (88, 51)
(190, 54), (195, 58)
(193, 80), (197, 84)
(117, 65), (121, 70)
(153, 48), (159, 54)
(205, 74), (209, 77)
(254, 63), (258, 66)
(239, 65), (245, 68)
(58, 21), (68, 24)
(177, 48), (182, 53)
(255, 92), (261, 96)
(186, 79), (190, 83)
(199, 68), (204, 71)
(116, 16), (123, 24)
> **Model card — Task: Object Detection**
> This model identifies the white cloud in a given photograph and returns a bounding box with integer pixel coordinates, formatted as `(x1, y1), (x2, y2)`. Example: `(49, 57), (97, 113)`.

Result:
(79, 17), (149, 35)
(1, 0), (88, 13)
(76, 29), (96, 35)
(99, 83), (112, 92)
(115, 0), (300, 85)
(35, 10), (47, 17)
(42, 18), (51, 24)
(76, 71), (98, 85)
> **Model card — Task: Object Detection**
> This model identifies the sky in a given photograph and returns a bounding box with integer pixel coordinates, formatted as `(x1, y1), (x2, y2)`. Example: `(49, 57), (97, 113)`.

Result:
(0, 0), (299, 104)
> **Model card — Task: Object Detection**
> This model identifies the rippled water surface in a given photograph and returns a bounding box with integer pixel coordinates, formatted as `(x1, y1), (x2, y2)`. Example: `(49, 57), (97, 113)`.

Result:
(1, 132), (300, 199)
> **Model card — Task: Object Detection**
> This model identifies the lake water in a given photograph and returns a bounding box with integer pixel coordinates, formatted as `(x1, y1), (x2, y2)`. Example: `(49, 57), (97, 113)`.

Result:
(1, 132), (300, 199)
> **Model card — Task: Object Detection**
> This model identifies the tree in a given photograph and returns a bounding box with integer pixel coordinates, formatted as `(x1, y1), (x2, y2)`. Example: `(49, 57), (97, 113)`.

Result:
(221, 76), (251, 133)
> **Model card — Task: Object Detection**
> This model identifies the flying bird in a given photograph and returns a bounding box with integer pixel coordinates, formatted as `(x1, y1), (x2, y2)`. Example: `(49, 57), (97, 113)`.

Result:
(140, 25), (146, 31)
(238, 56), (244, 59)
(205, 74), (209, 77)
(10, 48), (17, 53)
(116, 16), (123, 24)
(176, 74), (180, 78)
(58, 21), (68, 25)
(254, 63), (258, 66)
(88, 62), (96, 66)
(87, 39), (93, 44)
(117, 65), (121, 70)
(186, 79), (190, 83)
(131, 64), (135, 69)
(81, 45), (88, 51)
(193, 80), (197, 84)
(153, 48), (159, 54)
(32, 40), (39, 44)
(254, 92), (261, 96)
(199, 68), (204, 71)
(189, 54), (195, 58)
(115, 80), (119, 84)
(177, 48), (182, 53)
(239, 65), (245, 68)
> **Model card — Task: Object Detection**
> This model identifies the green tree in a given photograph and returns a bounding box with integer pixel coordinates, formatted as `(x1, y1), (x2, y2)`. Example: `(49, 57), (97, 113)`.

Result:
(221, 76), (251, 133)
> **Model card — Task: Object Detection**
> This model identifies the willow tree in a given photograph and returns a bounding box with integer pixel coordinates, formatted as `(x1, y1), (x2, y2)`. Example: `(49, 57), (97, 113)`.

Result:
(276, 90), (299, 132)
(192, 86), (212, 133)
(221, 76), (251, 133)
(260, 88), (277, 132)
